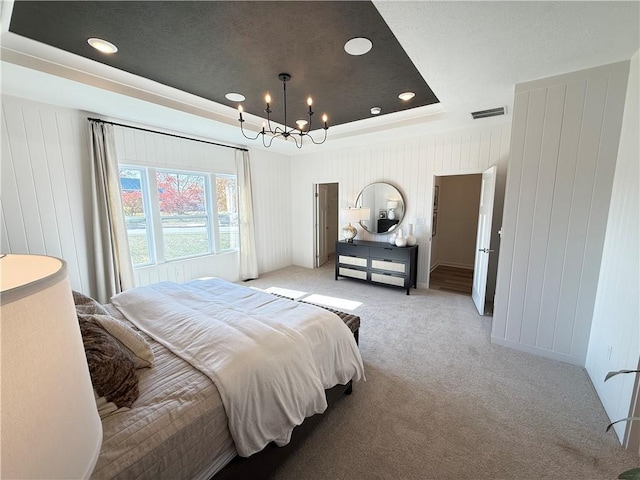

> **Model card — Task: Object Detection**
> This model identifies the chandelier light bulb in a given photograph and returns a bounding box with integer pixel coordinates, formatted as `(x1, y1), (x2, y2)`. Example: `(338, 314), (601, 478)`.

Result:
(322, 114), (328, 123)
(307, 97), (313, 106)
(265, 93), (271, 104)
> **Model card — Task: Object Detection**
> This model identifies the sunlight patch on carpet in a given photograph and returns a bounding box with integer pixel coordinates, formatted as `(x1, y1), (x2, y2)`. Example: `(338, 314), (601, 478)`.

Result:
(302, 294), (362, 311)
(262, 286), (308, 300)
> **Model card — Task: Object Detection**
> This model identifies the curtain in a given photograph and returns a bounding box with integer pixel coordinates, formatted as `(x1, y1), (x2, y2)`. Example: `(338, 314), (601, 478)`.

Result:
(235, 150), (259, 280)
(89, 121), (135, 302)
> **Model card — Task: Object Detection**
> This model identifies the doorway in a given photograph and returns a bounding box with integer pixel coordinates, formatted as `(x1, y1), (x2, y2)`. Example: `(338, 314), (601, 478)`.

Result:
(429, 174), (482, 295)
(429, 168), (497, 316)
(314, 183), (339, 267)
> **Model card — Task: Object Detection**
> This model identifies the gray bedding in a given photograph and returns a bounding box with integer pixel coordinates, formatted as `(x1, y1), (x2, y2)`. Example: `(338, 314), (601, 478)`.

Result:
(91, 305), (236, 480)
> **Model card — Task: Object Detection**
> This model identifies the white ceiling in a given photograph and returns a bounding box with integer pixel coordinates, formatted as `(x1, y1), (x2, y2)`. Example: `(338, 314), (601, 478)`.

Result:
(1, 1), (638, 156)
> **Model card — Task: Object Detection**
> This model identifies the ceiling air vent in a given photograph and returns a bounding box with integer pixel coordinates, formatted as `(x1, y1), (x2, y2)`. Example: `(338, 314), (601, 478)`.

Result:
(471, 107), (506, 120)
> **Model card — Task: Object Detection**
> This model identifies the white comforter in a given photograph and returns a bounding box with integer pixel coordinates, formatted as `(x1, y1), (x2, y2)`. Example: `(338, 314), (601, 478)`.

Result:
(111, 278), (364, 457)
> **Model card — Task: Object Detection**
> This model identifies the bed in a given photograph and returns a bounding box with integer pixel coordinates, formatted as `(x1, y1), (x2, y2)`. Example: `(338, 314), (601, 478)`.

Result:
(75, 277), (364, 480)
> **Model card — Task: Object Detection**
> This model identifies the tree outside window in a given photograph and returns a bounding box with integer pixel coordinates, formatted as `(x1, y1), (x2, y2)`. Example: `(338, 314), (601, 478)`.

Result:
(157, 171), (210, 261)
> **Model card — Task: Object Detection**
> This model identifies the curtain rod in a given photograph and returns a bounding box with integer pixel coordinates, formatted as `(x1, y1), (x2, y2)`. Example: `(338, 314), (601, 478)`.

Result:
(87, 117), (248, 152)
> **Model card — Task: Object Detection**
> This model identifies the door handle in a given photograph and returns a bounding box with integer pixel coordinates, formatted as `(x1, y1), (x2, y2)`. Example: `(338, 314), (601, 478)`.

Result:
(478, 248), (494, 253)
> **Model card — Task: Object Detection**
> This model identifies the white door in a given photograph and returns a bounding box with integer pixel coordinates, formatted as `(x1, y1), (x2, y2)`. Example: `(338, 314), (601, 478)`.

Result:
(315, 184), (329, 267)
(472, 166), (497, 315)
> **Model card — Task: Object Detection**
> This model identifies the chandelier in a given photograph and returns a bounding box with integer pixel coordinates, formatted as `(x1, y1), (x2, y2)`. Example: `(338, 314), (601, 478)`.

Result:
(237, 73), (328, 149)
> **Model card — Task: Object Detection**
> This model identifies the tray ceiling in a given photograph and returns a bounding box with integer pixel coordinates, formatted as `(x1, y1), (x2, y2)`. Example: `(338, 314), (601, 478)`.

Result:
(8, 1), (439, 130)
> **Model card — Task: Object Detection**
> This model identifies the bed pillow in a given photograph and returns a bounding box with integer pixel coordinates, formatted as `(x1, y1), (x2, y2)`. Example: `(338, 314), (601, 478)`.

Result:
(88, 313), (155, 369)
(79, 317), (139, 408)
(73, 290), (110, 316)
(73, 290), (155, 369)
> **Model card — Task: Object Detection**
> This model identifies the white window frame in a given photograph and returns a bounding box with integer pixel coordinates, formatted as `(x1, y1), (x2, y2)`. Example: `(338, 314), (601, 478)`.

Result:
(119, 166), (155, 268)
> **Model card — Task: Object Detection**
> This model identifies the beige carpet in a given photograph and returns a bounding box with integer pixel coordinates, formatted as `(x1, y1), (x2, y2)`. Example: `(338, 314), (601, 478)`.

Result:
(245, 261), (639, 480)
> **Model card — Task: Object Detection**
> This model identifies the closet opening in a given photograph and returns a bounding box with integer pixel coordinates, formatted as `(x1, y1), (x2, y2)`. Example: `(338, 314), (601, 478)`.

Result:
(429, 174), (482, 294)
(313, 182), (339, 268)
(429, 167), (497, 316)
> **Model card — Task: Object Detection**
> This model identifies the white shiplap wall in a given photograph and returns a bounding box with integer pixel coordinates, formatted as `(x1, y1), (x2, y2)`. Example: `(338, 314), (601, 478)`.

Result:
(249, 148), (293, 274)
(492, 61), (630, 366)
(1, 95), (95, 294)
(114, 126), (236, 173)
(586, 51), (639, 443)
(290, 123), (511, 289)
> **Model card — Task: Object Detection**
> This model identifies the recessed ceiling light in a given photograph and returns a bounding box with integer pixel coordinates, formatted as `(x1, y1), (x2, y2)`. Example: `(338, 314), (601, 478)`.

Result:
(370, 107), (381, 115)
(344, 37), (372, 56)
(87, 38), (118, 54)
(398, 92), (415, 101)
(225, 92), (246, 102)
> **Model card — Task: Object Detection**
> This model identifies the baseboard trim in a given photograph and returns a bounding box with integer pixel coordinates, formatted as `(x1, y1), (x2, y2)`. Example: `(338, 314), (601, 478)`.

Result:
(490, 337), (585, 367)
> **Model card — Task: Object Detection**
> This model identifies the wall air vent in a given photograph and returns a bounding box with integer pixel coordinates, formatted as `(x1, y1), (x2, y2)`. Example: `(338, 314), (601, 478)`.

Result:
(471, 107), (506, 119)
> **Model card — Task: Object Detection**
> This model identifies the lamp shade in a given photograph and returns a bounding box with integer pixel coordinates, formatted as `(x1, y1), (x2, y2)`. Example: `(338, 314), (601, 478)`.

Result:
(357, 207), (371, 221)
(341, 207), (362, 223)
(1, 254), (102, 479)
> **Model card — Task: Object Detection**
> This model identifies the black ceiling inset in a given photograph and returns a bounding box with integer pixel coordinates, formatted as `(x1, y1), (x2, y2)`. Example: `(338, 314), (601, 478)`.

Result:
(9, 1), (439, 129)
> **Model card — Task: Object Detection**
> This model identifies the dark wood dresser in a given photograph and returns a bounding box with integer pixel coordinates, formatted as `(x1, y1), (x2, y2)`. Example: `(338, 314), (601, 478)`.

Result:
(335, 240), (418, 295)
(377, 218), (399, 233)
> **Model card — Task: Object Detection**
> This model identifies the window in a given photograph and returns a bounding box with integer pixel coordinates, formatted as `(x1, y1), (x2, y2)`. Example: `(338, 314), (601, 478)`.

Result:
(120, 168), (153, 267)
(119, 166), (237, 267)
(157, 170), (210, 261)
(216, 175), (239, 250)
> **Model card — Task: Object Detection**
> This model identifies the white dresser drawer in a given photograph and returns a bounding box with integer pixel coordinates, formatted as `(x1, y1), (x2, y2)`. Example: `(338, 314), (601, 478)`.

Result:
(339, 255), (367, 268)
(371, 272), (405, 287)
(371, 259), (406, 274)
(339, 267), (367, 280)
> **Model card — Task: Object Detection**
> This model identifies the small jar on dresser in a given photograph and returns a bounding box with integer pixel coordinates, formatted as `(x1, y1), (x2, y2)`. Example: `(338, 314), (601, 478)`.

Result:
(335, 240), (418, 295)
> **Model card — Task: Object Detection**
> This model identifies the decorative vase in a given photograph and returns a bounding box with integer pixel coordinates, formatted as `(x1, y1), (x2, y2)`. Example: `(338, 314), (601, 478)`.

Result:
(405, 224), (416, 246)
(388, 208), (396, 220)
(389, 233), (397, 245)
(395, 229), (407, 247)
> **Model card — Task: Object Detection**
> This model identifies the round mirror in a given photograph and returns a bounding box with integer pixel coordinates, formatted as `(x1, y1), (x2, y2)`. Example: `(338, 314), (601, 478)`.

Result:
(355, 182), (405, 234)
